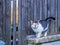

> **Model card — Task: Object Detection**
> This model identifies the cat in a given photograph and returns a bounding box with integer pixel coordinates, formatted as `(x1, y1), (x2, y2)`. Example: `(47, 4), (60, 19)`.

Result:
(31, 17), (55, 38)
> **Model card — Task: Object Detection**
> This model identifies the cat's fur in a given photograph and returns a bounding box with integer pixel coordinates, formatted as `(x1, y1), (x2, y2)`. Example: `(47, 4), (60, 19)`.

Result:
(31, 17), (55, 38)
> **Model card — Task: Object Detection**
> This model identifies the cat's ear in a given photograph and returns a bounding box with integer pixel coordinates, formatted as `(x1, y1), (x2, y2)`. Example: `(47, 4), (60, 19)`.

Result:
(31, 20), (33, 24)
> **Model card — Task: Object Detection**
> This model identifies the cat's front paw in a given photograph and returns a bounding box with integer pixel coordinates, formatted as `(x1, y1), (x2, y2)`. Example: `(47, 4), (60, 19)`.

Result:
(36, 36), (41, 38)
(36, 33), (41, 38)
(44, 32), (47, 37)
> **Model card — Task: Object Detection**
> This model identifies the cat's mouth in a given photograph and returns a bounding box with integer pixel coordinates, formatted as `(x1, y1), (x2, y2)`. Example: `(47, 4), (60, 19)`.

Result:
(33, 26), (38, 29)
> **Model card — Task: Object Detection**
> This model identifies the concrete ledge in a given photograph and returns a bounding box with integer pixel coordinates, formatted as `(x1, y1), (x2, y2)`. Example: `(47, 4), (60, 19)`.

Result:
(26, 34), (60, 44)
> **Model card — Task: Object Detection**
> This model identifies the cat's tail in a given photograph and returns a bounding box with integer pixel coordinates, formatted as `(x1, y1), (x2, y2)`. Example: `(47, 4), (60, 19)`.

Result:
(45, 17), (55, 21)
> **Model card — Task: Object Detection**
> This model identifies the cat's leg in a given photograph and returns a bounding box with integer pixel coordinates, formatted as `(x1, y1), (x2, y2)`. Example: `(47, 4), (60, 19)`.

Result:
(44, 31), (47, 37)
(36, 32), (42, 38)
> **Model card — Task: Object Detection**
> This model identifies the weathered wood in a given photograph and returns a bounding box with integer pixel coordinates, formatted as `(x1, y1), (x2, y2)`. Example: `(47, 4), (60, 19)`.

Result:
(25, 0), (28, 35)
(58, 0), (60, 34)
(0, 0), (3, 40)
(34, 0), (37, 21)
(44, 0), (48, 18)
(47, 0), (51, 35)
(40, 0), (43, 20)
(31, 0), (36, 34)
(26, 34), (60, 44)
(2, 0), (6, 41)
(5, 0), (11, 45)
(21, 0), (27, 45)
(13, 0), (16, 45)
(30, 0), (34, 21)
(18, 0), (22, 45)
(27, 0), (31, 35)
(55, 0), (58, 34)
(36, 0), (40, 20)
(50, 0), (55, 34)
(42, 0), (45, 19)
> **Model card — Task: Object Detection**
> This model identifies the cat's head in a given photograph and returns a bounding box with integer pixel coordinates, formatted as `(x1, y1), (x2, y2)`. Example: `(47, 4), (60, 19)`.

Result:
(31, 20), (40, 29)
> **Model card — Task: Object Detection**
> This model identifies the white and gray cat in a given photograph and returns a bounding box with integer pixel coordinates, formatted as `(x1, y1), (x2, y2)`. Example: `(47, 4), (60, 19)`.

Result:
(31, 17), (55, 38)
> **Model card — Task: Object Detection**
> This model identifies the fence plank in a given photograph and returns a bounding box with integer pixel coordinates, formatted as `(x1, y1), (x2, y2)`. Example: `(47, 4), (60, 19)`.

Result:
(50, 0), (55, 34)
(30, 0), (35, 34)
(55, 0), (59, 33)
(54, 0), (58, 34)
(30, 0), (34, 21)
(55, 0), (58, 34)
(44, 0), (48, 18)
(47, 0), (51, 17)
(42, 0), (45, 19)
(21, 0), (27, 45)
(27, 0), (31, 35)
(40, 0), (43, 20)
(2, 0), (6, 41)
(0, 0), (3, 40)
(5, 0), (11, 45)
(36, 0), (40, 20)
(58, 0), (60, 33)
(18, 0), (22, 45)
(34, 0), (37, 21)
(47, 0), (51, 35)
(13, 0), (16, 45)
(25, 0), (28, 36)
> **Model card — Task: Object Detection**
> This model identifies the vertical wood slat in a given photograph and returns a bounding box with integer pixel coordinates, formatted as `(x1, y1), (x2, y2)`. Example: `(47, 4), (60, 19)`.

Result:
(2, 0), (6, 41)
(29, 0), (32, 34)
(47, 0), (51, 17)
(36, 0), (40, 20)
(24, 0), (28, 44)
(25, 1), (29, 44)
(30, 0), (34, 21)
(34, 0), (37, 21)
(55, 0), (58, 34)
(0, 0), (3, 40)
(45, 0), (48, 18)
(25, 0), (28, 35)
(24, 0), (27, 35)
(21, 0), (27, 45)
(58, 0), (60, 33)
(53, 0), (57, 34)
(40, 0), (43, 20)
(53, 0), (56, 34)
(18, 0), (22, 45)
(42, 0), (45, 19)
(47, 0), (51, 35)
(30, 0), (34, 34)
(13, 0), (16, 45)
(5, 0), (11, 45)
(50, 0), (55, 34)
(27, 0), (31, 35)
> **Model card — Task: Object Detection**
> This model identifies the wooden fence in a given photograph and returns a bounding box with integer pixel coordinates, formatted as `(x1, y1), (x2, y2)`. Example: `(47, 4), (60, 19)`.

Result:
(0, 0), (60, 45)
